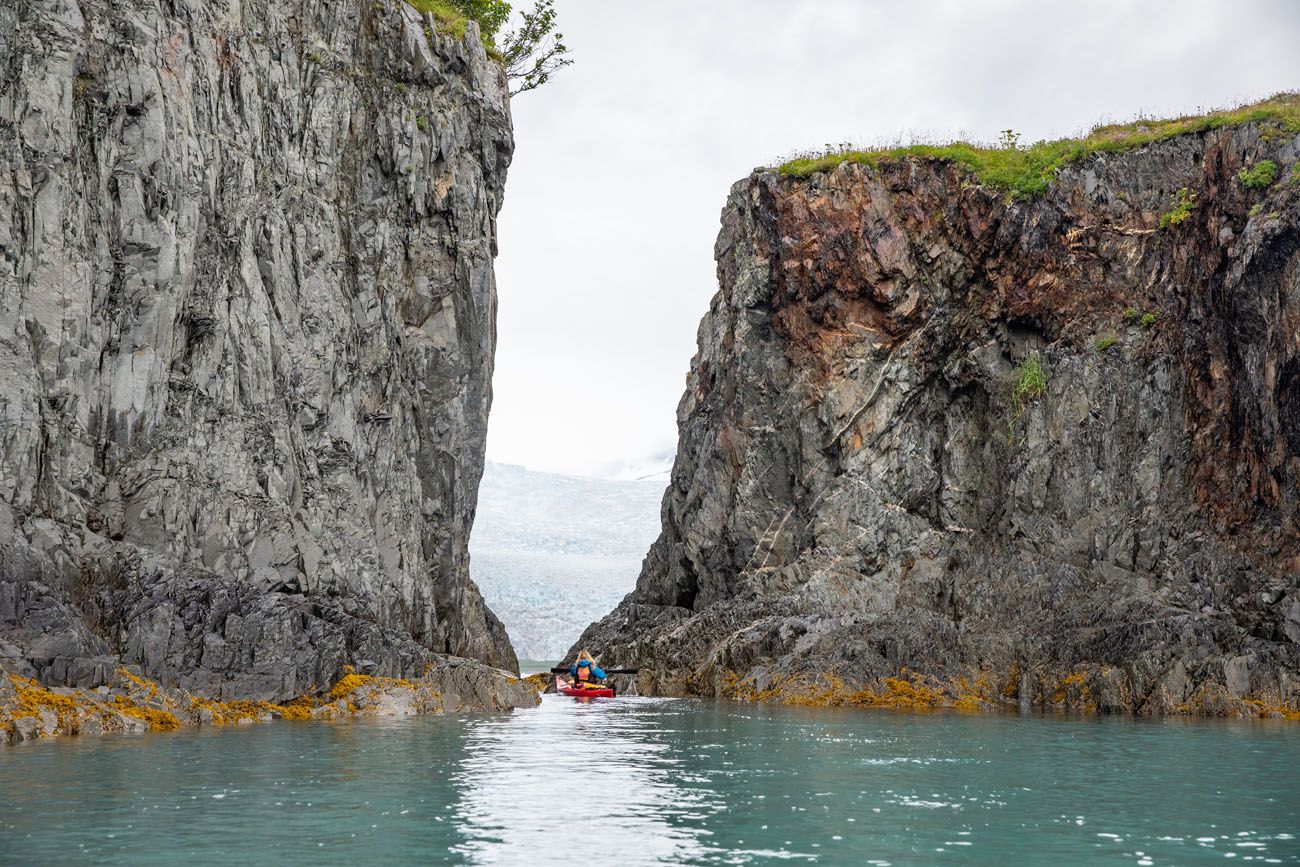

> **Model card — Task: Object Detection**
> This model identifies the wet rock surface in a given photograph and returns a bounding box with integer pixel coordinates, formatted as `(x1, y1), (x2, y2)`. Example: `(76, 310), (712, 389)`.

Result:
(578, 119), (1300, 715)
(0, 0), (518, 701)
(0, 660), (538, 745)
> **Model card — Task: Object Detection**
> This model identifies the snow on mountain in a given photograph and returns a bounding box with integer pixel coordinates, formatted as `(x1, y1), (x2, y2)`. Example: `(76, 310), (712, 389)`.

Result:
(588, 448), (676, 482)
(470, 461), (666, 660)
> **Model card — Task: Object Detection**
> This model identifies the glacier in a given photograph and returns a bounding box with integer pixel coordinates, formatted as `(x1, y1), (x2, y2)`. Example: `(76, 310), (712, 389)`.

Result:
(470, 462), (666, 660)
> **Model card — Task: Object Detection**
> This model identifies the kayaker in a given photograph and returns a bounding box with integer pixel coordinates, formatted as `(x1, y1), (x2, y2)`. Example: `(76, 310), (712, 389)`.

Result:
(569, 649), (606, 684)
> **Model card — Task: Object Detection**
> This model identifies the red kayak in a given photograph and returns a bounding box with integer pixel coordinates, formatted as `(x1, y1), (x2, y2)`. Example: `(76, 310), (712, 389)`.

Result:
(556, 675), (615, 699)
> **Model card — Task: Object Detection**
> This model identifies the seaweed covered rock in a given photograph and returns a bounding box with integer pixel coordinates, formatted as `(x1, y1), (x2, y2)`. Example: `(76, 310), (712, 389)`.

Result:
(0, 0), (518, 700)
(0, 661), (538, 744)
(577, 97), (1300, 716)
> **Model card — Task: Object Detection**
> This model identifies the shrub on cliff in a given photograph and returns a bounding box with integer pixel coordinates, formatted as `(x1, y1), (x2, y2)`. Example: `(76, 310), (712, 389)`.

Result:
(500, 0), (572, 94)
(409, 0), (571, 94)
(1238, 159), (1278, 190)
(410, 0), (509, 43)
(451, 0), (512, 39)
(1159, 187), (1197, 229)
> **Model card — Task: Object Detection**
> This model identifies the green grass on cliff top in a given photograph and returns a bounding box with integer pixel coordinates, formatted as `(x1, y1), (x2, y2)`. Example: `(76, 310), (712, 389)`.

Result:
(405, 0), (508, 57)
(778, 93), (1300, 198)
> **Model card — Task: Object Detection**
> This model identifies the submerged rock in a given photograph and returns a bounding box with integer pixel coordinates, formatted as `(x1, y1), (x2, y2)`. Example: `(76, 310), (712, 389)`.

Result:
(0, 0), (518, 700)
(577, 99), (1300, 717)
(11, 715), (39, 742)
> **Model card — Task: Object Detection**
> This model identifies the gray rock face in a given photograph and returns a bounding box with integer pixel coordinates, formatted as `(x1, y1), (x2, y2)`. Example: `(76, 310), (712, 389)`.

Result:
(0, 0), (518, 701)
(578, 118), (1300, 714)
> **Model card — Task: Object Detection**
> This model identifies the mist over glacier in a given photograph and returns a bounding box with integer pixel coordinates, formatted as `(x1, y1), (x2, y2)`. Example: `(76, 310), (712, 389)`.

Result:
(469, 462), (667, 660)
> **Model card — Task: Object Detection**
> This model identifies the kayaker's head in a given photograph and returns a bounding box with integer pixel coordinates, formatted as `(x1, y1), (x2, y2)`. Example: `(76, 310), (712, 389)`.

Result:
(576, 648), (595, 664)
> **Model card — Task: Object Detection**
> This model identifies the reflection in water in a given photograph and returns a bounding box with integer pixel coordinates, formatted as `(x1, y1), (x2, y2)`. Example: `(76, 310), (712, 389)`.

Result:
(1, 695), (1297, 865)
(451, 697), (723, 864)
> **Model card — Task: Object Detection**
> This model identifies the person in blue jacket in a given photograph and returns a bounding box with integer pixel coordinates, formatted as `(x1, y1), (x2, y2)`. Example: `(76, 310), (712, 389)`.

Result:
(570, 649), (606, 684)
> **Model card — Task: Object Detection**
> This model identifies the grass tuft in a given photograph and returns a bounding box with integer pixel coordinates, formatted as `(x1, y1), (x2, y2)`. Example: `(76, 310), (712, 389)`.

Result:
(778, 93), (1300, 199)
(1094, 336), (1117, 352)
(1012, 354), (1048, 408)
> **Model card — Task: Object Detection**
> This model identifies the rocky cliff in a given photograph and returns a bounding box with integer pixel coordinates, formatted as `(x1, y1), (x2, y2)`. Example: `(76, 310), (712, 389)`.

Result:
(579, 98), (1300, 715)
(0, 0), (521, 704)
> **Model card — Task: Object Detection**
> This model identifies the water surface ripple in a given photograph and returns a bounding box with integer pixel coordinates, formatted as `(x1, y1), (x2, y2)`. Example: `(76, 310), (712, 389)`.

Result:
(2, 696), (1298, 865)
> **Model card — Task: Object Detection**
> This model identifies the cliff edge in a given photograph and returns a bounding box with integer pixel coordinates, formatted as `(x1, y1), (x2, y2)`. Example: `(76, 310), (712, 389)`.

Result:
(578, 97), (1300, 716)
(0, 0), (520, 703)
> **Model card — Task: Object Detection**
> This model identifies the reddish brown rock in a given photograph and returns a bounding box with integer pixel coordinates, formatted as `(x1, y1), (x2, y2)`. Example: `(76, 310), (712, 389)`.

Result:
(577, 115), (1300, 715)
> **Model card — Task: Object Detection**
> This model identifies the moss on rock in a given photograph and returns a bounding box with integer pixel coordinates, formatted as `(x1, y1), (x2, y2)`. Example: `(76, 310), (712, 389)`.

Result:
(779, 93), (1300, 199)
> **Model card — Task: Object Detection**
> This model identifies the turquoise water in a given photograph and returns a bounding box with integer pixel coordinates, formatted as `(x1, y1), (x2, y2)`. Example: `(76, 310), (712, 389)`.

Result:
(2, 697), (1298, 866)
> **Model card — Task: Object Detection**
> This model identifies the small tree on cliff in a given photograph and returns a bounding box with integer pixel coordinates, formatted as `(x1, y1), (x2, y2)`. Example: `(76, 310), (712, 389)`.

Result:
(445, 0), (571, 94)
(499, 0), (572, 95)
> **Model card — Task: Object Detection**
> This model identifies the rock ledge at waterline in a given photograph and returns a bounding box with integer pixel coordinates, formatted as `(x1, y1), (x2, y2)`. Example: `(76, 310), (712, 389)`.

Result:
(577, 98), (1300, 718)
(0, 660), (538, 745)
(0, 0), (521, 721)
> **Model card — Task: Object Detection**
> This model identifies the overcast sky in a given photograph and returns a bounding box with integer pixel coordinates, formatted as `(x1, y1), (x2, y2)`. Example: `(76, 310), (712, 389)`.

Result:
(488, 0), (1300, 478)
